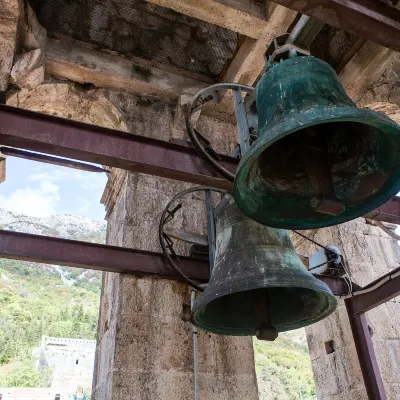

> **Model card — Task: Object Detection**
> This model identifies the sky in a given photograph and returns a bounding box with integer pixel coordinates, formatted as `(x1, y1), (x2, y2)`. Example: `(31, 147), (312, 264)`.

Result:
(0, 156), (108, 222)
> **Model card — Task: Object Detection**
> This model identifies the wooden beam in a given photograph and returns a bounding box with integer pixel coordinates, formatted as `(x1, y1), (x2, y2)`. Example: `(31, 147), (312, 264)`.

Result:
(45, 38), (210, 101)
(146, 0), (267, 39)
(221, 5), (296, 86)
(339, 41), (395, 102)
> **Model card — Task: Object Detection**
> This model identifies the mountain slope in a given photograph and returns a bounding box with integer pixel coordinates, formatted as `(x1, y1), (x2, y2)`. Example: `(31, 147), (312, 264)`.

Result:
(0, 209), (105, 389)
(0, 209), (316, 398)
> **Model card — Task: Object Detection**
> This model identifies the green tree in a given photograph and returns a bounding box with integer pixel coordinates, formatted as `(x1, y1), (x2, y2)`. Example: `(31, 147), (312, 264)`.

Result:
(0, 359), (53, 387)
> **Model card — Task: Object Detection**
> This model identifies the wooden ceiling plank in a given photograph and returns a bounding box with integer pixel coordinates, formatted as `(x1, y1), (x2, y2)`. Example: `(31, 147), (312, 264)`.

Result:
(146, 0), (268, 39)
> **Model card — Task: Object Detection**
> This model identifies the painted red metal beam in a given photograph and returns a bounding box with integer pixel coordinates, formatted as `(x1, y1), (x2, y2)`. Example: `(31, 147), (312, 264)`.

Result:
(0, 105), (235, 191)
(347, 267), (400, 314)
(1, 104), (400, 223)
(345, 300), (387, 400)
(273, 0), (400, 53)
(0, 229), (209, 283)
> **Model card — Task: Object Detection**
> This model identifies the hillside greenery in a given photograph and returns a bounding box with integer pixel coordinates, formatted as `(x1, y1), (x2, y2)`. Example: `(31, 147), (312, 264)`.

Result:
(0, 212), (316, 398)
(255, 336), (316, 399)
(0, 258), (100, 386)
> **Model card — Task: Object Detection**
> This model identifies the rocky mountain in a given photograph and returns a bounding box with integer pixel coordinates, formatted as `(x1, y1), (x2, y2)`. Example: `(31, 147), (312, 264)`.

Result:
(0, 208), (106, 242)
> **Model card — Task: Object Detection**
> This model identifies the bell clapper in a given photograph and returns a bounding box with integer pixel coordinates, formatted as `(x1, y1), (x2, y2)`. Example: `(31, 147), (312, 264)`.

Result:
(296, 129), (345, 216)
(252, 289), (278, 341)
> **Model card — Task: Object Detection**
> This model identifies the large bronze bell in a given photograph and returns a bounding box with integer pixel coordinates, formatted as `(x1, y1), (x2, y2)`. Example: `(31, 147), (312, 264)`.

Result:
(234, 56), (400, 230)
(191, 200), (337, 339)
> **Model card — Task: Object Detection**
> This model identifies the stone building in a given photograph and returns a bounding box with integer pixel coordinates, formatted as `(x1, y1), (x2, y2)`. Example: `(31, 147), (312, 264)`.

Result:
(36, 336), (96, 392)
(0, 0), (399, 399)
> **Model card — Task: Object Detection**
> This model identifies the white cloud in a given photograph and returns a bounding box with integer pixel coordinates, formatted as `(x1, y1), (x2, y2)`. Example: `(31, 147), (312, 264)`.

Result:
(0, 181), (60, 217)
(76, 172), (107, 191)
(27, 169), (69, 183)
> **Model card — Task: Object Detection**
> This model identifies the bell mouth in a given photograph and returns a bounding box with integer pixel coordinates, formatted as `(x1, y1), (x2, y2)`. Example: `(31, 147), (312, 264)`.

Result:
(191, 286), (337, 336)
(234, 106), (400, 230)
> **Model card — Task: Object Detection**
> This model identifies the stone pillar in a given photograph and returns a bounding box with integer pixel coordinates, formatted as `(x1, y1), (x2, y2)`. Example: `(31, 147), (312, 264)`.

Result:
(93, 94), (259, 399)
(0, 0), (21, 91)
(293, 218), (400, 399)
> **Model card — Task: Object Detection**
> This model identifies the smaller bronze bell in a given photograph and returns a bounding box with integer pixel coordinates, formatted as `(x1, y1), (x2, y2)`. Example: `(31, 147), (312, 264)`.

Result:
(191, 200), (337, 339)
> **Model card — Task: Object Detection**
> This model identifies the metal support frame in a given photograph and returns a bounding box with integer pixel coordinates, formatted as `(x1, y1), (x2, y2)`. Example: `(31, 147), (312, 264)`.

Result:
(343, 267), (400, 399)
(0, 105), (235, 190)
(345, 300), (387, 400)
(272, 0), (400, 53)
(205, 190), (216, 273)
(232, 88), (250, 156)
(0, 228), (352, 295)
(1, 104), (400, 224)
(1, 98), (400, 399)
(0, 229), (209, 282)
(0, 146), (108, 173)
(347, 267), (400, 314)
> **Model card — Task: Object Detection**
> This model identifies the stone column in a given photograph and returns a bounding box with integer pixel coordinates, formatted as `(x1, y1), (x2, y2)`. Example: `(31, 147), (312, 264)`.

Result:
(0, 0), (21, 91)
(293, 218), (400, 399)
(93, 94), (259, 399)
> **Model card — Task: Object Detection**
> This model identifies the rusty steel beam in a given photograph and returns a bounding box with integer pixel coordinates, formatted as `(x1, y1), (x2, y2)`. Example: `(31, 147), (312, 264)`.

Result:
(0, 105), (235, 191)
(314, 274), (361, 297)
(0, 230), (209, 282)
(345, 300), (387, 400)
(364, 196), (400, 224)
(0, 229), (354, 296)
(1, 104), (400, 223)
(348, 267), (400, 314)
(272, 0), (400, 53)
(0, 146), (108, 173)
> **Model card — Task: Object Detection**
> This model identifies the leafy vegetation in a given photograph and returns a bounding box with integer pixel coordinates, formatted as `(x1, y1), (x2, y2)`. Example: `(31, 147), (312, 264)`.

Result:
(0, 258), (101, 386)
(0, 211), (317, 398)
(0, 360), (53, 387)
(255, 334), (316, 399)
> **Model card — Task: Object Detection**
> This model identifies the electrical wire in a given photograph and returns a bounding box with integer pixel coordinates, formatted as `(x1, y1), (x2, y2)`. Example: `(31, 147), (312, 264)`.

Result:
(343, 267), (400, 299)
(186, 83), (254, 182)
(292, 230), (338, 257)
(159, 186), (225, 292)
(372, 219), (400, 241)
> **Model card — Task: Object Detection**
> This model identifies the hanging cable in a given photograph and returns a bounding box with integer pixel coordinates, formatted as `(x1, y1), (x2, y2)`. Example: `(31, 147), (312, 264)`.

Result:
(292, 230), (337, 256)
(159, 186), (225, 292)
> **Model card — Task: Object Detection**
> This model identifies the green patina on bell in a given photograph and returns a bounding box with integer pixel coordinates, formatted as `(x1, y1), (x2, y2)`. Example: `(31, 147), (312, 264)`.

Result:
(191, 201), (336, 339)
(234, 56), (400, 230)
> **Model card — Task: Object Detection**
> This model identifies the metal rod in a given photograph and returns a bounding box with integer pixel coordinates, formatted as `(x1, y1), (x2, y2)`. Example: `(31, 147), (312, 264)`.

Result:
(205, 190), (216, 273)
(1, 104), (400, 224)
(0, 105), (235, 191)
(0, 229), (209, 282)
(0, 146), (108, 173)
(0, 229), (355, 296)
(191, 289), (199, 400)
(345, 300), (387, 400)
(232, 88), (251, 156)
(286, 15), (311, 44)
(272, 0), (400, 53)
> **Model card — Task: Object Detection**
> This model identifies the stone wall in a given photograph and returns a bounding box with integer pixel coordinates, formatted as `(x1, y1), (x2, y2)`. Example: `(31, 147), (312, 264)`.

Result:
(0, 0), (22, 90)
(93, 93), (259, 399)
(293, 219), (400, 399)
